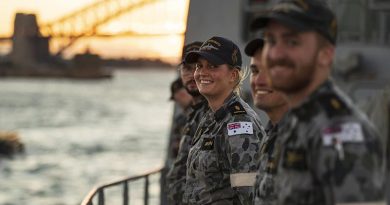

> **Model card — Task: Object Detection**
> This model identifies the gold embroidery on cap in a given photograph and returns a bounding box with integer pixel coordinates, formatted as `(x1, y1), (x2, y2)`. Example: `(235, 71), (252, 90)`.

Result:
(330, 18), (337, 37)
(186, 45), (200, 52)
(207, 40), (221, 47)
(200, 39), (221, 51)
(232, 49), (238, 64)
(296, 0), (309, 11)
(272, 2), (304, 13)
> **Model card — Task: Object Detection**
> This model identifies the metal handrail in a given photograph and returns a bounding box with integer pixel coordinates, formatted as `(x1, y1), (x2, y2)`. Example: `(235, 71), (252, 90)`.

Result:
(81, 167), (163, 205)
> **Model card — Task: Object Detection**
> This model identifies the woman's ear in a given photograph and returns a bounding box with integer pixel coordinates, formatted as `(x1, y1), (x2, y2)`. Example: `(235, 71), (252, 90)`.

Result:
(230, 67), (239, 83)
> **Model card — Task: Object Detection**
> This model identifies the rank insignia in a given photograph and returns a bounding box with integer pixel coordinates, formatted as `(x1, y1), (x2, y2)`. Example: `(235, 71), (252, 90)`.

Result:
(229, 102), (246, 115)
(201, 138), (214, 150)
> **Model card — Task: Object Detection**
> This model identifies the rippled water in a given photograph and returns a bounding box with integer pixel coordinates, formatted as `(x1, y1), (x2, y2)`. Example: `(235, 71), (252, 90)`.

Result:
(0, 69), (176, 205)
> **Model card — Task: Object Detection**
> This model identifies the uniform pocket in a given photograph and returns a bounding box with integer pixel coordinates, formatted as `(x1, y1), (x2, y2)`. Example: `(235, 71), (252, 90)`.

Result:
(198, 148), (220, 173)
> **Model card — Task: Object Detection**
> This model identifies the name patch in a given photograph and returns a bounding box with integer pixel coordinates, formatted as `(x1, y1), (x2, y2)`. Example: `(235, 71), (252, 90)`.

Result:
(322, 122), (364, 146)
(282, 148), (308, 170)
(201, 138), (214, 150)
(227, 122), (253, 136)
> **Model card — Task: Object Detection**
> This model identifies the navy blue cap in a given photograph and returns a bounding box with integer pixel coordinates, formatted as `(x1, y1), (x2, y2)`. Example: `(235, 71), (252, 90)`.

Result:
(251, 0), (337, 44)
(184, 36), (242, 68)
(180, 41), (203, 64)
(244, 38), (265, 57)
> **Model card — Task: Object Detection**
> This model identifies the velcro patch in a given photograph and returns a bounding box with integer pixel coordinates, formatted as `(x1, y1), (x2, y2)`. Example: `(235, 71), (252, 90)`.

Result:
(230, 173), (257, 187)
(282, 148), (307, 170)
(227, 122), (253, 136)
(201, 138), (214, 150)
(322, 122), (364, 146)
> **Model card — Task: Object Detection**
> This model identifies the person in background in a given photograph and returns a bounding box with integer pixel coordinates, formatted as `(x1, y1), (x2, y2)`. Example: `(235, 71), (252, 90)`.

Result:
(166, 41), (208, 205)
(167, 77), (193, 163)
(183, 36), (266, 205)
(245, 38), (289, 205)
(251, 0), (385, 204)
(161, 77), (194, 205)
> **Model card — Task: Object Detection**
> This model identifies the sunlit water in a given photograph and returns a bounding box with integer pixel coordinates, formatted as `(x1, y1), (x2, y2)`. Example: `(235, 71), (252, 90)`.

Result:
(0, 69), (176, 205)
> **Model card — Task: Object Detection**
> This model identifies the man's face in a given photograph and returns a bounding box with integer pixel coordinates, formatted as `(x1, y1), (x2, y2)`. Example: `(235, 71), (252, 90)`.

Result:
(250, 49), (288, 112)
(173, 87), (193, 109)
(262, 20), (322, 94)
(180, 63), (200, 96)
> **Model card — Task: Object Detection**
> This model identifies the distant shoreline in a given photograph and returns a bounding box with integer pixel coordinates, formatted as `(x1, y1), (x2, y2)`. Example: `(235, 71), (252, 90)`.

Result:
(102, 57), (176, 69)
(0, 56), (176, 79)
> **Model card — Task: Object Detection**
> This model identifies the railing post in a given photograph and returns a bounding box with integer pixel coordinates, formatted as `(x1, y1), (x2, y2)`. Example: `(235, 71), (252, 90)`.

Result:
(144, 176), (149, 205)
(98, 189), (105, 205)
(81, 167), (164, 205)
(123, 181), (129, 205)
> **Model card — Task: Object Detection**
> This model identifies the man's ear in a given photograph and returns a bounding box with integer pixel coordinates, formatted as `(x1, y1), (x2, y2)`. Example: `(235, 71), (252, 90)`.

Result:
(318, 45), (335, 68)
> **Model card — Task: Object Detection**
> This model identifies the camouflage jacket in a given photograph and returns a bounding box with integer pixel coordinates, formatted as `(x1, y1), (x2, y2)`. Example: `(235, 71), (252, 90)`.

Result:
(166, 111), (189, 167)
(184, 93), (266, 205)
(254, 122), (279, 205)
(274, 80), (385, 205)
(166, 99), (209, 204)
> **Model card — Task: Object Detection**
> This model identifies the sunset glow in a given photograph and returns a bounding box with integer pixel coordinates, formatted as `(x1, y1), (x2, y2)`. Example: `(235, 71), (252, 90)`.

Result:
(0, 0), (190, 63)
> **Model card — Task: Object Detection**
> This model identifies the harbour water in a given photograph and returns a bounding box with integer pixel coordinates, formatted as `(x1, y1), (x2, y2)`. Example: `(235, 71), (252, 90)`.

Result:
(0, 69), (176, 205)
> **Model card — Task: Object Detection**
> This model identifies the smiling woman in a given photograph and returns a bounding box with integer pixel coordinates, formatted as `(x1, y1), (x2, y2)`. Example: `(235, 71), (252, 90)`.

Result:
(180, 36), (266, 205)
(0, 0), (189, 64)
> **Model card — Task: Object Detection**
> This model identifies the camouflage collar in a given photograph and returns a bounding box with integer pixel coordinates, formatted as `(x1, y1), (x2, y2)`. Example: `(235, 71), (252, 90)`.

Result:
(213, 92), (238, 122)
(265, 121), (275, 134)
(291, 79), (333, 112)
(191, 97), (207, 111)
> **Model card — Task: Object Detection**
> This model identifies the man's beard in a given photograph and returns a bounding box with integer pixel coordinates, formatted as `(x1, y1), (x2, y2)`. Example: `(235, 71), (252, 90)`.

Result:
(267, 53), (317, 94)
(185, 86), (201, 97)
(184, 79), (201, 97)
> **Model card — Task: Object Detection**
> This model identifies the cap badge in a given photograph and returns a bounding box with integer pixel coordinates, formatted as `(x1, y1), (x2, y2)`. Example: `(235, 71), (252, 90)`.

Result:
(200, 43), (218, 51)
(272, 2), (304, 13)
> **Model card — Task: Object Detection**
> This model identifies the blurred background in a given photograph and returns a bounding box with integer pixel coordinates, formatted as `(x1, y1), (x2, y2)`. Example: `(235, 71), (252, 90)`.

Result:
(0, 0), (189, 63)
(0, 0), (187, 204)
(0, 0), (389, 204)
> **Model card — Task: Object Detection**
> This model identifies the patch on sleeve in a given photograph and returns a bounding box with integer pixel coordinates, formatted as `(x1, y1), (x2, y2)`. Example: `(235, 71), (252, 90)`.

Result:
(322, 122), (364, 146)
(227, 122), (253, 136)
(228, 102), (247, 115)
(230, 173), (257, 187)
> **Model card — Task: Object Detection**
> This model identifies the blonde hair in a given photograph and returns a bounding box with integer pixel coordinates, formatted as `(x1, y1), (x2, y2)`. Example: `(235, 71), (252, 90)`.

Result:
(230, 65), (250, 96)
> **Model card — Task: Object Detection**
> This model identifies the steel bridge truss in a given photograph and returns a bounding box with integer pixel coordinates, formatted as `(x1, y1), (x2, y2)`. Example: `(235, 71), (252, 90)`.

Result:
(40, 0), (160, 55)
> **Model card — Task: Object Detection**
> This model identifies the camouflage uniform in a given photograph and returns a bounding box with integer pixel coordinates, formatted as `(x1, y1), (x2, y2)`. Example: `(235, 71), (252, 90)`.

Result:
(161, 109), (189, 205)
(167, 112), (189, 166)
(184, 93), (266, 205)
(274, 80), (385, 205)
(254, 122), (279, 205)
(167, 99), (209, 204)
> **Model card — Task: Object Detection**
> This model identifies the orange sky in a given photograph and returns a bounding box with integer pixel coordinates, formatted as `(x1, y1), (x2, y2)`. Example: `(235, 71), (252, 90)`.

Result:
(0, 0), (189, 63)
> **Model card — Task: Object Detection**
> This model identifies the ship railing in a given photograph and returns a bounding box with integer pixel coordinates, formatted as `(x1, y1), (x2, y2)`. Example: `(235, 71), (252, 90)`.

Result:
(80, 167), (163, 205)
